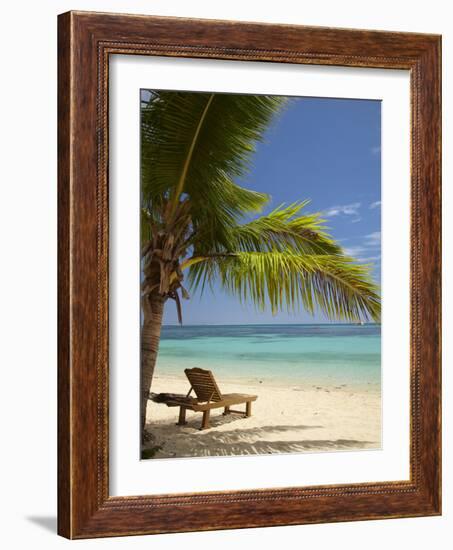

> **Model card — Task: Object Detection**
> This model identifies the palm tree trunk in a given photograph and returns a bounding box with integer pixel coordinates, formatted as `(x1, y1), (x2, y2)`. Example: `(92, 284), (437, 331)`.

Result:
(141, 294), (165, 436)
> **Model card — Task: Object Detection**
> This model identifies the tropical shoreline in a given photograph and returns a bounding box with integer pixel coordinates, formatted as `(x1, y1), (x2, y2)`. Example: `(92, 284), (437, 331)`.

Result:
(143, 374), (381, 459)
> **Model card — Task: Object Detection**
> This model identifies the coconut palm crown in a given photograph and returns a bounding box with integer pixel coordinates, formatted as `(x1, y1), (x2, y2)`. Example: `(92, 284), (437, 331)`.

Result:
(140, 91), (381, 433)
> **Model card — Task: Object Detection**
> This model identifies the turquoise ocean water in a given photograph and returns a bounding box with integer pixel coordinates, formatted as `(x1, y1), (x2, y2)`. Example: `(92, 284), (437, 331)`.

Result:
(155, 324), (381, 387)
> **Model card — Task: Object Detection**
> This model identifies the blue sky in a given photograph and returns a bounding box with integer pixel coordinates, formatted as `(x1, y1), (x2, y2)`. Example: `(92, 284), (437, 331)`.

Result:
(161, 96), (381, 325)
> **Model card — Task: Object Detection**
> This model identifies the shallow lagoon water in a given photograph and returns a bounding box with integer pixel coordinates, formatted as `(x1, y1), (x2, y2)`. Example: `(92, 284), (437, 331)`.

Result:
(156, 324), (381, 386)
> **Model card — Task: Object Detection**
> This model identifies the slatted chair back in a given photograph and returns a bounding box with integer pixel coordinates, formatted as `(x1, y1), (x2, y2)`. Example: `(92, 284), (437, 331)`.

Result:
(184, 368), (223, 402)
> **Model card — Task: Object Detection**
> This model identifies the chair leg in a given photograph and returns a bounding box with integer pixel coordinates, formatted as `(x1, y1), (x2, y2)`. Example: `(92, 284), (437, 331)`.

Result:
(201, 409), (210, 430)
(245, 401), (252, 417)
(223, 406), (230, 415)
(177, 406), (187, 425)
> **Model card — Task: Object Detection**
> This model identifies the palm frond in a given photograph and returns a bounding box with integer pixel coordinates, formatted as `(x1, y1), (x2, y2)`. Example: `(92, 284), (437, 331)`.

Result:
(225, 201), (342, 255)
(141, 91), (286, 229)
(187, 251), (381, 322)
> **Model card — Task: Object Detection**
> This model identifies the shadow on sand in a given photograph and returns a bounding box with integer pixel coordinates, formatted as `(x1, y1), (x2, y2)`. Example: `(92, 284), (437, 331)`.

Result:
(144, 416), (377, 458)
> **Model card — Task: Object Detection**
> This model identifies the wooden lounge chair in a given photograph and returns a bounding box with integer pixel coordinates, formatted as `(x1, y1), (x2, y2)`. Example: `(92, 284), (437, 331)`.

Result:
(152, 368), (258, 430)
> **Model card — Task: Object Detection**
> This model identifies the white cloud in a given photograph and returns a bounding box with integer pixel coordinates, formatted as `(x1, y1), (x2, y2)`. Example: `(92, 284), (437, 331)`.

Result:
(323, 202), (361, 219)
(364, 231), (381, 246)
(358, 255), (381, 263)
(342, 232), (381, 262)
(344, 246), (366, 257)
(369, 200), (381, 209)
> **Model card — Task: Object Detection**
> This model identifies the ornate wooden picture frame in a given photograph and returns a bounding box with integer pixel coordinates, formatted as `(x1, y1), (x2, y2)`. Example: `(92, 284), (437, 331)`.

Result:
(58, 11), (441, 539)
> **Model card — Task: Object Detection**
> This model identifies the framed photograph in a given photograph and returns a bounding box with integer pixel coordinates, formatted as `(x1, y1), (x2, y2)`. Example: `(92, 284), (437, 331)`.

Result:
(58, 11), (441, 538)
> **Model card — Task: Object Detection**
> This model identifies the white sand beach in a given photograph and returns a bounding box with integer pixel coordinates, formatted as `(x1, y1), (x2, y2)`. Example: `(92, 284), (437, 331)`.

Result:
(143, 374), (381, 459)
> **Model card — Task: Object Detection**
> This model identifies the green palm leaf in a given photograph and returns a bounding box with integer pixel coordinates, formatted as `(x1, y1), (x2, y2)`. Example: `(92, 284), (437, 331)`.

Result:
(141, 91), (285, 232)
(187, 251), (380, 322)
(225, 201), (343, 255)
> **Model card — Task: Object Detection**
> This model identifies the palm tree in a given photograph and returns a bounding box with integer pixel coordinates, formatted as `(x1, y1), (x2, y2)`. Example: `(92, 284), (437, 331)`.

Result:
(140, 91), (381, 434)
